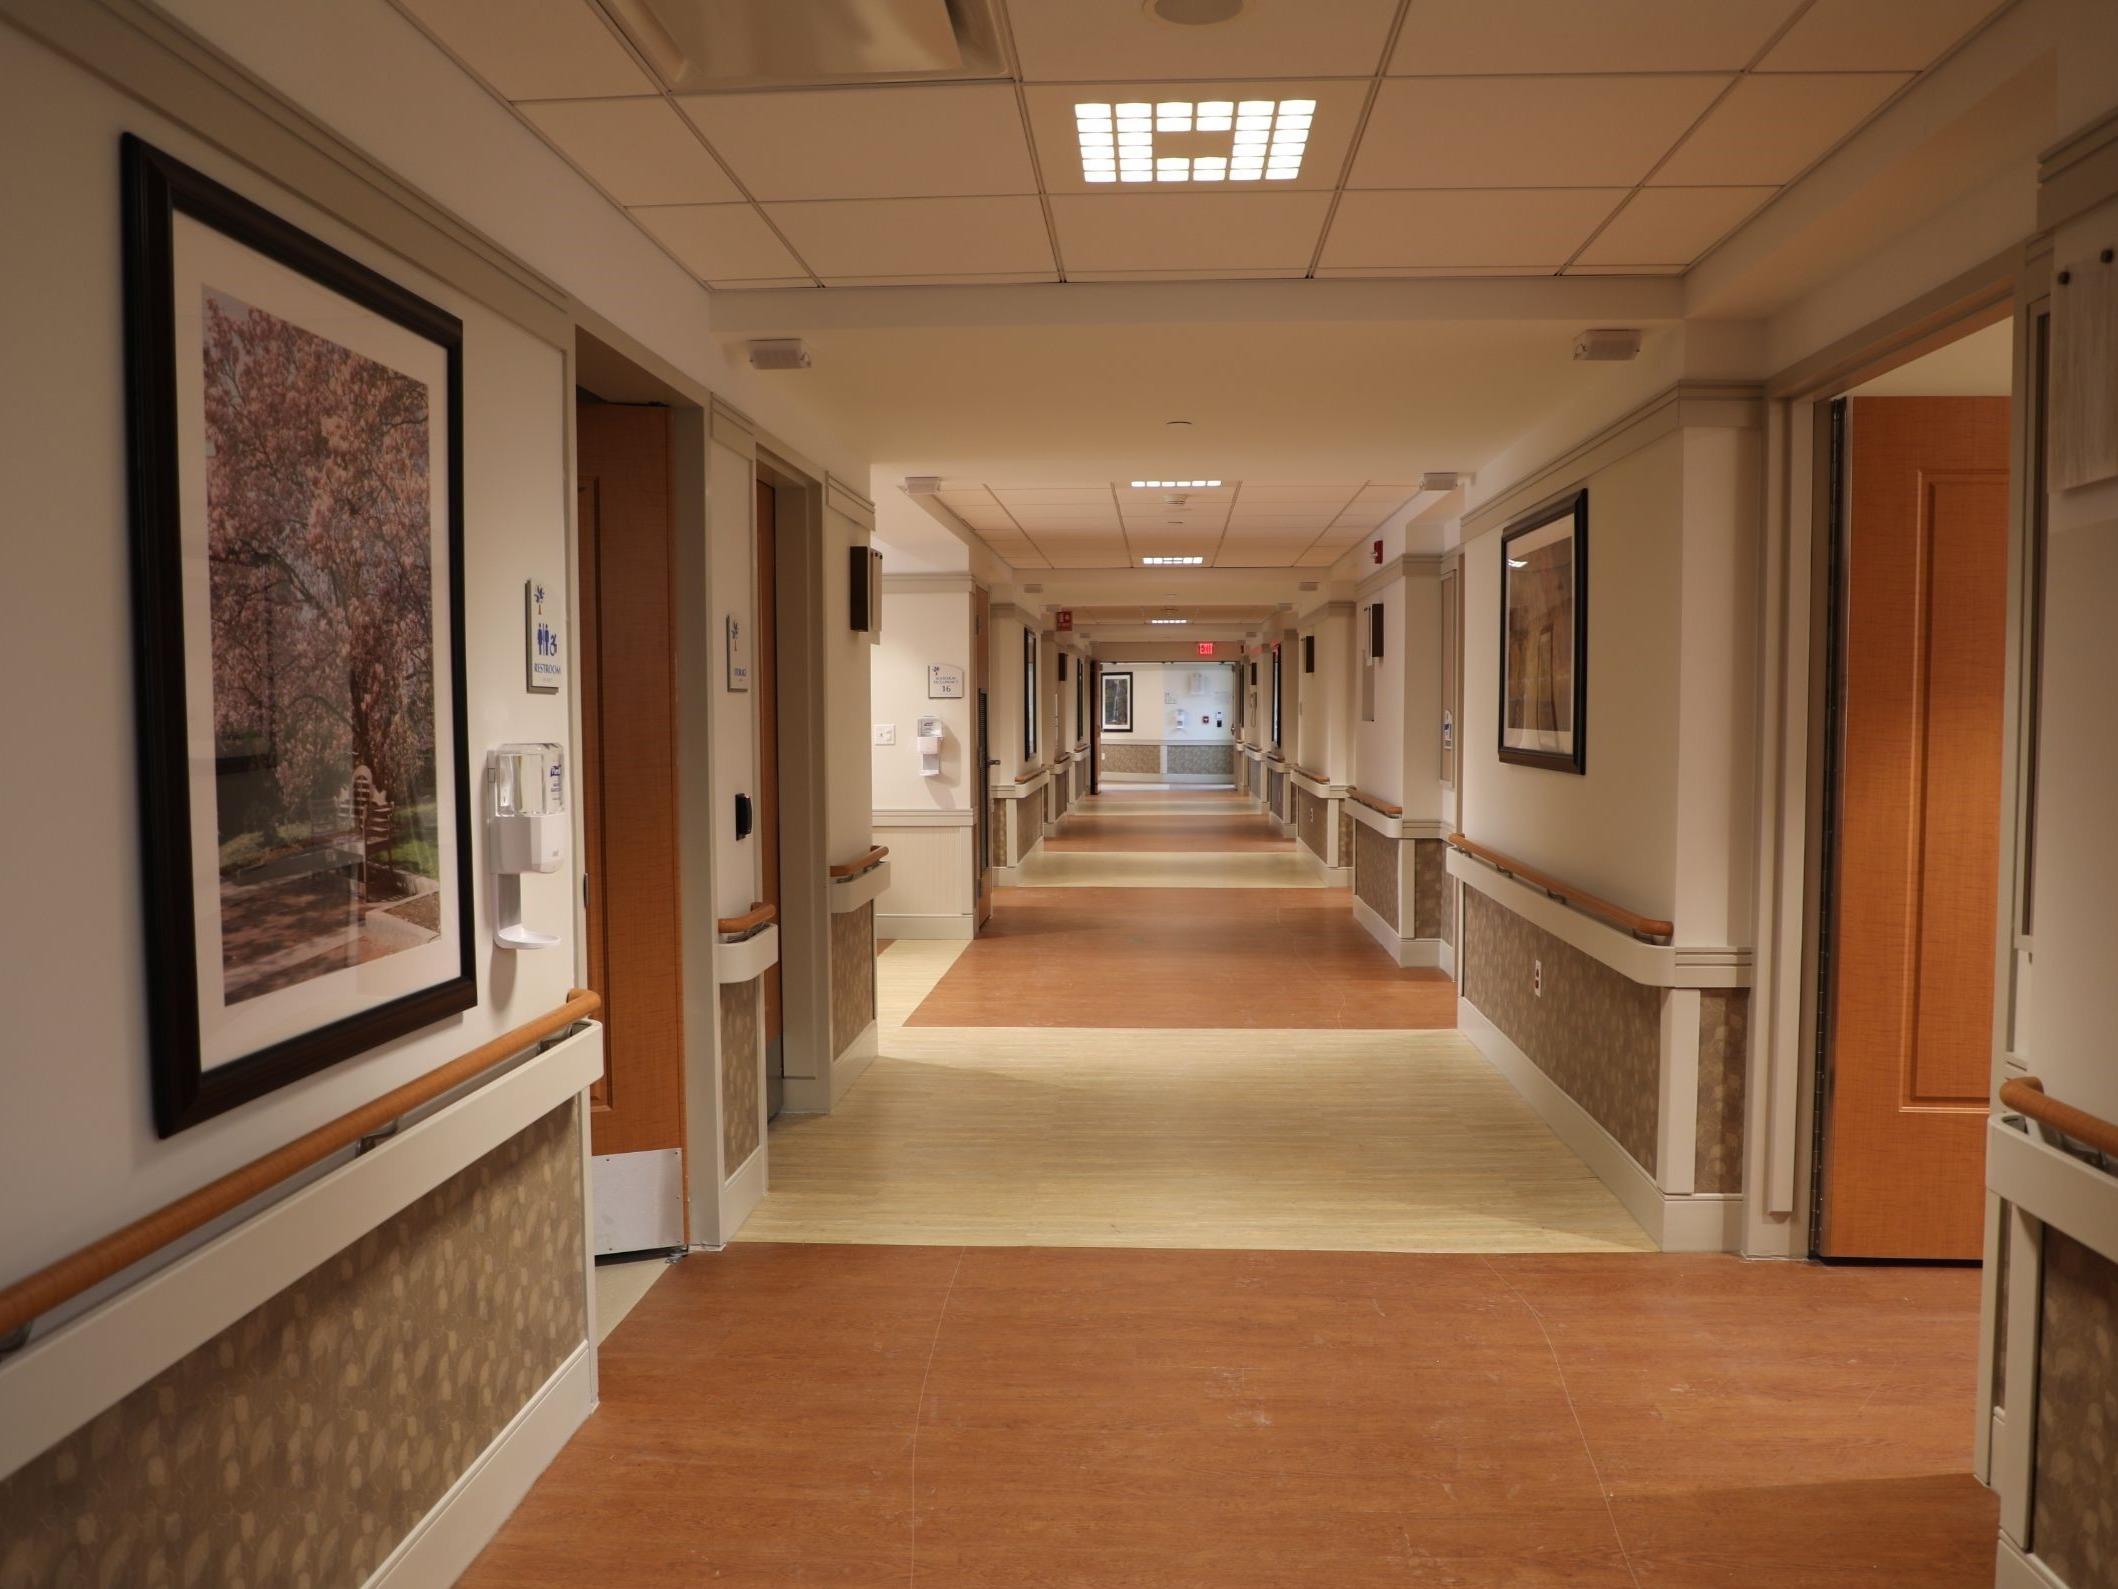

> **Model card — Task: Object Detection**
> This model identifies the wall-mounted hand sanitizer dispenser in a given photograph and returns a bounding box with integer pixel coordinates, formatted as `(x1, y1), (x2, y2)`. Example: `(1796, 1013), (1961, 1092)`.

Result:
(488, 742), (565, 949)
(916, 714), (945, 778)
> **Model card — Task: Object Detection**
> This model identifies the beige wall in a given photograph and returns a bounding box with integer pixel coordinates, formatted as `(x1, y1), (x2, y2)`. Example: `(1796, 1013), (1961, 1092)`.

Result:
(872, 586), (977, 811)
(0, 21), (579, 1288)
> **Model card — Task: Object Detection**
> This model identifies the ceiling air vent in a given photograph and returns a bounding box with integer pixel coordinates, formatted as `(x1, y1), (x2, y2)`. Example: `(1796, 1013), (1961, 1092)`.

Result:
(903, 475), (943, 495)
(1419, 471), (1462, 493)
(599, 0), (1008, 91)
(746, 338), (811, 371)
(1573, 329), (1644, 363)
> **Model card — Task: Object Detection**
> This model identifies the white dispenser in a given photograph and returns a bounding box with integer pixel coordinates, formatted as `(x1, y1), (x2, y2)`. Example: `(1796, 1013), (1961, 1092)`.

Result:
(916, 714), (945, 778)
(487, 742), (565, 949)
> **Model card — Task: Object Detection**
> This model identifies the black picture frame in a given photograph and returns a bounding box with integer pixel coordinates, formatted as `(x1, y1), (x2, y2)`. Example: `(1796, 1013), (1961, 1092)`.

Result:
(1101, 669), (1134, 732)
(123, 135), (476, 1134)
(1497, 488), (1588, 775)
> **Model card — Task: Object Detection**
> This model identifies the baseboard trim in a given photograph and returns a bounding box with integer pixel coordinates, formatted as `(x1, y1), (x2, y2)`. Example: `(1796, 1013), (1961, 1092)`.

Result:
(1299, 844), (1350, 885)
(876, 912), (974, 940)
(1350, 896), (1441, 968)
(719, 1143), (766, 1240)
(1457, 998), (1742, 1253)
(1996, 1539), (2070, 1589)
(830, 1021), (879, 1107)
(364, 1340), (592, 1589)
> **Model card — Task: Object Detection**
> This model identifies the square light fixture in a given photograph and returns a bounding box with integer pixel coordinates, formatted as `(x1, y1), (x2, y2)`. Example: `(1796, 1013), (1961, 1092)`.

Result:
(1141, 555), (1205, 566)
(1075, 100), (1314, 185)
(1130, 479), (1222, 488)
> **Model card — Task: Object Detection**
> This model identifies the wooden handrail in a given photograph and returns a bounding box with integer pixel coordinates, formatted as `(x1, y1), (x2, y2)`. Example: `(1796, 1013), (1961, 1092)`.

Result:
(1349, 788), (1404, 818)
(1291, 763), (1329, 786)
(1448, 833), (1675, 944)
(2001, 1076), (2118, 1159)
(828, 846), (889, 881)
(0, 988), (603, 1341)
(717, 901), (777, 938)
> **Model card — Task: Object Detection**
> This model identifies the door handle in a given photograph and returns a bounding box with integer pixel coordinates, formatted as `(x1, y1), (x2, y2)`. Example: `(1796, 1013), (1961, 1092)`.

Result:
(987, 759), (1001, 767)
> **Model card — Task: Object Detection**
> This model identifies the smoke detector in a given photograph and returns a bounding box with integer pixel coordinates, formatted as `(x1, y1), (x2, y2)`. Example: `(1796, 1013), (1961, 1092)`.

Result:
(746, 338), (811, 371)
(903, 474), (942, 495)
(1572, 329), (1643, 363)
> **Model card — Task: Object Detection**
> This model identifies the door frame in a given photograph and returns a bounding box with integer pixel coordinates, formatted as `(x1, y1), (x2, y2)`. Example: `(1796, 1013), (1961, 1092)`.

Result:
(754, 446), (833, 1115)
(1749, 248), (2045, 1476)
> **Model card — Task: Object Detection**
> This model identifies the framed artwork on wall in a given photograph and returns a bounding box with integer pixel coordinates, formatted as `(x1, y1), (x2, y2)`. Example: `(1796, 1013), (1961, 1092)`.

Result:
(122, 136), (476, 1134)
(1101, 669), (1134, 732)
(1498, 488), (1588, 773)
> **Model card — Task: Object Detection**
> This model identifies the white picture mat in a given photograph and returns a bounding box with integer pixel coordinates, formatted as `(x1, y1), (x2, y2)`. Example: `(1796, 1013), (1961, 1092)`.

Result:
(1502, 513), (1577, 756)
(171, 213), (462, 1072)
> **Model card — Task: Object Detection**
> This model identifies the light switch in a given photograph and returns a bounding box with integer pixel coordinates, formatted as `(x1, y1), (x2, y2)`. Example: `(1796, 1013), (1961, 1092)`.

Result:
(873, 723), (896, 746)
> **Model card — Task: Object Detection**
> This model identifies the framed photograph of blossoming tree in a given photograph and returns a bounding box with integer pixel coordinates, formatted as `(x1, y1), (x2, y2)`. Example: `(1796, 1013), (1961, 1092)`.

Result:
(122, 136), (475, 1134)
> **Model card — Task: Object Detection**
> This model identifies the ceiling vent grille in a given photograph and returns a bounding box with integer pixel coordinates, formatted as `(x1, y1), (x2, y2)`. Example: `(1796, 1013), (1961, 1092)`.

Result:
(600, 0), (1008, 91)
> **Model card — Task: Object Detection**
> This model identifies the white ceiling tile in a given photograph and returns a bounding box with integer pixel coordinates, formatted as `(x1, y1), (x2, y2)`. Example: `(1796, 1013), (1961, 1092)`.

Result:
(633, 203), (805, 282)
(1651, 74), (1909, 186)
(706, 276), (814, 289)
(1239, 484), (1354, 499)
(1024, 80), (1369, 197)
(1389, 0), (1801, 75)
(1575, 186), (1777, 266)
(1009, 0), (1399, 81)
(1759, 0), (2005, 72)
(1322, 188), (1624, 270)
(996, 487), (1113, 502)
(397, 0), (653, 99)
(1562, 264), (1687, 276)
(1050, 192), (1333, 273)
(825, 272), (1062, 285)
(1312, 264), (1557, 277)
(1350, 76), (1728, 189)
(1065, 268), (1310, 281)
(761, 196), (1054, 278)
(521, 98), (740, 205)
(676, 85), (1038, 200)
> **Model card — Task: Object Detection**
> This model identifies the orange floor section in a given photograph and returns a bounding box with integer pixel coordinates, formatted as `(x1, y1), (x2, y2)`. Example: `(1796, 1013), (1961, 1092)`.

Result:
(906, 886), (1457, 1028)
(466, 1245), (1994, 1588)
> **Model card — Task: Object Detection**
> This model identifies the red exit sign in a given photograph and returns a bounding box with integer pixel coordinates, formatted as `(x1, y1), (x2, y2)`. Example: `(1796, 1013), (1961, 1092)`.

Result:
(1196, 641), (1215, 656)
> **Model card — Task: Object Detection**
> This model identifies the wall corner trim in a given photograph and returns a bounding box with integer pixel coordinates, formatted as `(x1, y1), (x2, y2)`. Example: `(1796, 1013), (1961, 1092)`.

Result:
(1461, 380), (1766, 541)
(709, 399), (758, 457)
(825, 474), (876, 530)
(2038, 101), (2118, 232)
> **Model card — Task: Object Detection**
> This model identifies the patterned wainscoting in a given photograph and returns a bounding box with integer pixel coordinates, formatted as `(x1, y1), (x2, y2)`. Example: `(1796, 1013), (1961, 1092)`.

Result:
(0, 1101), (586, 1588)
(1411, 838), (1447, 940)
(721, 978), (761, 1170)
(990, 795), (1010, 868)
(1440, 875), (1458, 958)
(1101, 742), (1160, 776)
(2034, 1231), (2118, 1589)
(1337, 808), (1353, 871)
(1295, 785), (1328, 862)
(1167, 743), (1233, 776)
(830, 901), (877, 1058)
(1352, 820), (1398, 930)
(1266, 767), (1286, 817)
(1235, 754), (1250, 795)
(1461, 890), (1661, 1173)
(1695, 990), (1749, 1193)
(1048, 765), (1070, 822)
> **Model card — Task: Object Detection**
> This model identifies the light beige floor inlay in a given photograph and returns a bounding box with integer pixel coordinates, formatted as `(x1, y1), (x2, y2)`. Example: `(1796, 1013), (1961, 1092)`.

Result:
(744, 941), (1652, 1253)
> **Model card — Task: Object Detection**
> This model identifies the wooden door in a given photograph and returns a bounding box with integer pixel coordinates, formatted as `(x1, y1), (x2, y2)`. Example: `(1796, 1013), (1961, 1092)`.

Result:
(1818, 394), (2011, 1260)
(973, 587), (993, 930)
(755, 478), (785, 1116)
(576, 403), (686, 1176)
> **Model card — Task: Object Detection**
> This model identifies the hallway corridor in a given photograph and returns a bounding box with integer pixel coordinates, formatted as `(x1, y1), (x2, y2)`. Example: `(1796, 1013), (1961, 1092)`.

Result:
(469, 788), (1995, 1588)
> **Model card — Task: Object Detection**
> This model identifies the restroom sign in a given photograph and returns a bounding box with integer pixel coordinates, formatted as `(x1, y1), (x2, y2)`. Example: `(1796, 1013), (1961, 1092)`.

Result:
(524, 578), (563, 693)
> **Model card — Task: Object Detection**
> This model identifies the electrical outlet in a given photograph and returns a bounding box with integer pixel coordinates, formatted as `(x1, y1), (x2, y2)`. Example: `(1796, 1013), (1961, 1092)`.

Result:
(1533, 958), (1543, 997)
(873, 723), (896, 746)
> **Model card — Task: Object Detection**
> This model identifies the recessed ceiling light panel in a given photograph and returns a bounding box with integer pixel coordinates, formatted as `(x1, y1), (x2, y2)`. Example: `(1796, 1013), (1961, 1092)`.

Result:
(1141, 555), (1205, 566)
(1129, 479), (1221, 488)
(1075, 99), (1313, 184)
(1149, 617), (1189, 624)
